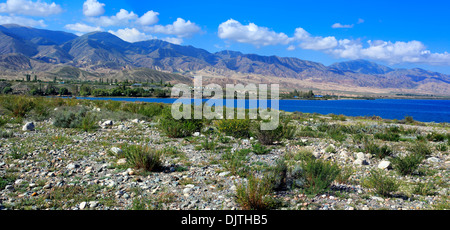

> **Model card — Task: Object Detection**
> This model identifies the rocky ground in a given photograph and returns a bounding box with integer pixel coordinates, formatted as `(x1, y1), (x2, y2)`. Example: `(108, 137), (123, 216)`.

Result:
(0, 111), (449, 210)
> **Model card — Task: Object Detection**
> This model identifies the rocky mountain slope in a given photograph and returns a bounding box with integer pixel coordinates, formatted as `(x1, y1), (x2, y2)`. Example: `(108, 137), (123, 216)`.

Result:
(0, 24), (448, 95)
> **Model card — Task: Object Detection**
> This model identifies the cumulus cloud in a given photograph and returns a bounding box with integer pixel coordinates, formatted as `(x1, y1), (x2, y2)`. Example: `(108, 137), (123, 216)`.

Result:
(83, 0), (105, 17)
(136, 10), (159, 26)
(108, 27), (154, 43)
(331, 23), (354, 29)
(328, 39), (450, 65)
(218, 19), (292, 46)
(146, 18), (201, 38)
(89, 9), (138, 27)
(161, 37), (183, 45)
(0, 14), (46, 27)
(65, 23), (102, 33)
(0, 0), (62, 16)
(294, 27), (338, 50)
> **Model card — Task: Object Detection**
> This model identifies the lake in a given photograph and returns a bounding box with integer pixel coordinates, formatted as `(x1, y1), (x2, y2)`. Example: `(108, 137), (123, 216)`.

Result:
(73, 97), (450, 123)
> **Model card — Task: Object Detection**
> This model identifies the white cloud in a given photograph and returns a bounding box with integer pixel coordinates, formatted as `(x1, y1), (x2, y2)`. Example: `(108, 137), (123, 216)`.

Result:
(65, 23), (102, 33)
(108, 27), (154, 43)
(0, 14), (46, 27)
(357, 18), (365, 24)
(0, 0), (62, 16)
(329, 39), (450, 65)
(136, 10), (159, 26)
(89, 9), (138, 27)
(83, 0), (105, 17)
(218, 19), (292, 47)
(161, 37), (183, 45)
(146, 18), (201, 38)
(331, 23), (354, 29)
(294, 27), (338, 50)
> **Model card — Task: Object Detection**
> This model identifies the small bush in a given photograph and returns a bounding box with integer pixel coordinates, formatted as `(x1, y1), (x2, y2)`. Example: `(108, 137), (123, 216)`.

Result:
(426, 133), (446, 142)
(200, 138), (217, 151)
(362, 170), (399, 197)
(0, 129), (13, 138)
(119, 144), (163, 172)
(335, 166), (354, 184)
(391, 152), (425, 176)
(221, 149), (250, 177)
(409, 142), (432, 157)
(215, 119), (251, 139)
(252, 121), (284, 145)
(0, 173), (17, 190)
(295, 158), (341, 195)
(2, 96), (35, 118)
(374, 132), (400, 142)
(235, 175), (278, 210)
(364, 142), (393, 159)
(252, 142), (271, 155)
(412, 182), (436, 196)
(266, 160), (288, 191)
(53, 106), (98, 131)
(159, 107), (203, 138)
(436, 144), (448, 152)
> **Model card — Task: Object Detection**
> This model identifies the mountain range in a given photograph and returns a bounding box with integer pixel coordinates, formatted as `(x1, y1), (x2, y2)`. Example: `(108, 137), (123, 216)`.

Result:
(0, 24), (448, 96)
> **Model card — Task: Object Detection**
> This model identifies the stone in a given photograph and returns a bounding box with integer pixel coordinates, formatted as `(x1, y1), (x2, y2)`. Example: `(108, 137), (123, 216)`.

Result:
(118, 125), (127, 130)
(102, 120), (113, 127)
(378, 160), (392, 170)
(117, 158), (127, 165)
(66, 163), (79, 170)
(356, 152), (365, 160)
(110, 147), (123, 154)
(22, 122), (35, 131)
(354, 159), (369, 166)
(218, 171), (230, 177)
(427, 157), (440, 163)
(89, 201), (99, 208)
(193, 132), (200, 137)
(131, 119), (140, 123)
(79, 202), (87, 210)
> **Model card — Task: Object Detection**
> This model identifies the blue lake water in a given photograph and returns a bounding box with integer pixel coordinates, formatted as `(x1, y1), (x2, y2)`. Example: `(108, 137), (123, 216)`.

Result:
(73, 97), (450, 123)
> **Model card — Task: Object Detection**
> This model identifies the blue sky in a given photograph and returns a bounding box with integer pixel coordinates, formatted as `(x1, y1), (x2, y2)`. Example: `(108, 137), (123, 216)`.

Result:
(1, 0), (450, 73)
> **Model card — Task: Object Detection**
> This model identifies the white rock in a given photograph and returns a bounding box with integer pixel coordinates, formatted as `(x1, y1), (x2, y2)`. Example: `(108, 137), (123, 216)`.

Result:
(79, 202), (87, 210)
(219, 171), (230, 177)
(22, 122), (35, 131)
(131, 119), (140, 123)
(193, 132), (200, 137)
(427, 157), (440, 163)
(378, 160), (392, 170)
(356, 152), (366, 160)
(102, 120), (113, 127)
(89, 201), (99, 208)
(117, 158), (127, 165)
(110, 147), (123, 154)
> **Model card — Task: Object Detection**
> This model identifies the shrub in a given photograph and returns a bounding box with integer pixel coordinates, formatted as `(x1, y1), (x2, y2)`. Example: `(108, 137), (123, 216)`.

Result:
(374, 132), (400, 142)
(2, 96), (35, 118)
(215, 119), (251, 139)
(0, 173), (17, 190)
(265, 160), (288, 191)
(235, 175), (278, 210)
(391, 152), (425, 176)
(53, 106), (97, 131)
(436, 144), (448, 152)
(364, 142), (393, 159)
(159, 107), (202, 138)
(412, 182), (436, 196)
(0, 129), (13, 138)
(80, 113), (98, 132)
(200, 138), (217, 151)
(295, 158), (341, 195)
(335, 166), (354, 184)
(404, 116), (415, 124)
(252, 142), (271, 155)
(409, 142), (432, 157)
(362, 170), (399, 197)
(426, 133), (446, 142)
(119, 144), (163, 172)
(221, 149), (249, 177)
(252, 121), (284, 145)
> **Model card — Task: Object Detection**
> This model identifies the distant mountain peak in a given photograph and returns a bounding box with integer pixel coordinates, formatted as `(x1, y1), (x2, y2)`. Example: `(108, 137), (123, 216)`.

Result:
(330, 59), (394, 75)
